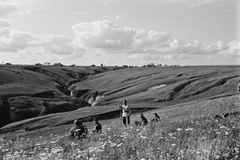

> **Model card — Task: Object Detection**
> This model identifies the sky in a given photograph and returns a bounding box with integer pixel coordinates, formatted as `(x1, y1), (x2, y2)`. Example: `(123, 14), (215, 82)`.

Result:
(0, 0), (239, 66)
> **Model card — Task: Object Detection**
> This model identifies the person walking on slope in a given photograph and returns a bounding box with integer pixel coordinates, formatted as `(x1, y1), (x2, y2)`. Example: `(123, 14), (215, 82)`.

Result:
(118, 100), (131, 126)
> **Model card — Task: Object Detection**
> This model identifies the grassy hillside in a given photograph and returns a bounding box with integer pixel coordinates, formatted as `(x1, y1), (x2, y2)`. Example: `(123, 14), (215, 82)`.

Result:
(0, 65), (239, 133)
(73, 66), (240, 106)
(0, 65), (117, 128)
(0, 94), (240, 160)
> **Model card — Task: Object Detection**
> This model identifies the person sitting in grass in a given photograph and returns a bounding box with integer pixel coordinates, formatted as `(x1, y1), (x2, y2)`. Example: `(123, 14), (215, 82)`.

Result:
(92, 119), (102, 133)
(118, 100), (131, 126)
(151, 113), (161, 122)
(140, 113), (148, 126)
(70, 119), (88, 139)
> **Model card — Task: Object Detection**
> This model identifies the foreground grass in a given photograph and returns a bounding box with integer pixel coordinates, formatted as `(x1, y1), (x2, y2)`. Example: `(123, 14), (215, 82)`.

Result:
(1, 114), (240, 160)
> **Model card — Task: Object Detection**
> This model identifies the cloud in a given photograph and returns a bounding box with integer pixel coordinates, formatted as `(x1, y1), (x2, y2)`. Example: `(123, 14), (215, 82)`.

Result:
(0, 1), (20, 17)
(102, 15), (122, 21)
(72, 20), (135, 51)
(219, 41), (240, 57)
(0, 17), (239, 64)
(0, 19), (10, 27)
(127, 53), (190, 61)
(0, 23), (86, 56)
(72, 19), (239, 59)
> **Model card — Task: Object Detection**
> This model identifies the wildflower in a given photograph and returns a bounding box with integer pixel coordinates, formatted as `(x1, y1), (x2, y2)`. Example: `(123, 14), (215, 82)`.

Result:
(117, 143), (123, 147)
(177, 128), (182, 132)
(140, 135), (148, 139)
(169, 133), (173, 137)
(220, 126), (227, 129)
(110, 143), (117, 147)
(51, 147), (64, 154)
(171, 144), (177, 147)
(185, 128), (193, 131)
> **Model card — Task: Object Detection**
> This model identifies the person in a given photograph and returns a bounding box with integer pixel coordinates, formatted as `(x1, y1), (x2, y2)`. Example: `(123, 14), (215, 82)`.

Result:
(140, 113), (148, 126)
(237, 82), (240, 92)
(118, 100), (131, 126)
(151, 113), (161, 122)
(92, 119), (102, 133)
(70, 119), (88, 139)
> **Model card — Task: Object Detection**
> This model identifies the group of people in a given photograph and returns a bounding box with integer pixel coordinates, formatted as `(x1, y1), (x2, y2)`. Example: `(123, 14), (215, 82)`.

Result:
(70, 118), (102, 139)
(118, 100), (161, 126)
(70, 99), (162, 139)
(71, 81), (240, 139)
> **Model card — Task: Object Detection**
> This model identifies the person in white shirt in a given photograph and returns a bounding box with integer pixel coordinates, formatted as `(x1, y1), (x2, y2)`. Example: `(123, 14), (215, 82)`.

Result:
(118, 100), (131, 126)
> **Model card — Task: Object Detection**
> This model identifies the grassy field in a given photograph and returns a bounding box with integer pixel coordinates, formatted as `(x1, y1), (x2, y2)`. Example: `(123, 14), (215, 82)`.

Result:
(1, 66), (240, 132)
(0, 94), (240, 160)
(0, 65), (240, 159)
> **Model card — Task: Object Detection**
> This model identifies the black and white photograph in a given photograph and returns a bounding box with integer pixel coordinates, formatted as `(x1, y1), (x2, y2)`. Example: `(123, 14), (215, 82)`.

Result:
(0, 0), (240, 159)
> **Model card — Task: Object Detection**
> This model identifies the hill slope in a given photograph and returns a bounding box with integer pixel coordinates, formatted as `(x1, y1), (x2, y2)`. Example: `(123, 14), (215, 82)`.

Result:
(0, 65), (240, 132)
(0, 65), (117, 127)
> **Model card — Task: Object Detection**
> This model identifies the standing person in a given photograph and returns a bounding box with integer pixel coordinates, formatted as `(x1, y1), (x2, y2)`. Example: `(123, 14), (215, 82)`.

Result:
(118, 100), (131, 126)
(237, 82), (240, 92)
(92, 119), (102, 133)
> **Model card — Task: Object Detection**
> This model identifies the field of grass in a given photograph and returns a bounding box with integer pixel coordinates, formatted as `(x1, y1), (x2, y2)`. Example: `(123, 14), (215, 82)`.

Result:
(1, 66), (239, 132)
(1, 94), (240, 160)
(0, 65), (240, 159)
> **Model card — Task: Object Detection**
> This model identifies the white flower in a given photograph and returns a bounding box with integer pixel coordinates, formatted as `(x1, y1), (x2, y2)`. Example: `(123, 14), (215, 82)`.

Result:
(117, 143), (123, 147)
(220, 126), (227, 129)
(177, 128), (182, 131)
(185, 128), (193, 131)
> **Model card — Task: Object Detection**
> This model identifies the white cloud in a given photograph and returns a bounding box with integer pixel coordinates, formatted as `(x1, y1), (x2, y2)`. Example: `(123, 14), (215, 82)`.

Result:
(72, 20), (135, 51)
(0, 23), (86, 56)
(0, 17), (239, 64)
(219, 41), (240, 57)
(127, 53), (190, 61)
(72, 19), (239, 59)
(102, 15), (122, 22)
(0, 1), (20, 17)
(0, 19), (10, 27)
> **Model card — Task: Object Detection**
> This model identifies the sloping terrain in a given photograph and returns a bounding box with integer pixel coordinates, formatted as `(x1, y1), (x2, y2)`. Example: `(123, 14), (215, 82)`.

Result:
(72, 66), (240, 106)
(0, 65), (117, 127)
(0, 65), (240, 133)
